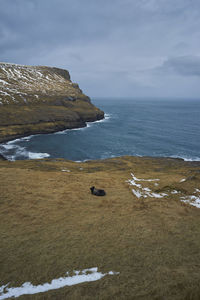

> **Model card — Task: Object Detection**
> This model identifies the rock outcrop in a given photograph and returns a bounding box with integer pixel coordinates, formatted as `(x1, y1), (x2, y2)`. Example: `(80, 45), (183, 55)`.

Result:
(0, 62), (104, 142)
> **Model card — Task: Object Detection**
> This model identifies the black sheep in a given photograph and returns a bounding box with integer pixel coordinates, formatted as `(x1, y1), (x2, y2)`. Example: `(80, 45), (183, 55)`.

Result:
(90, 186), (106, 196)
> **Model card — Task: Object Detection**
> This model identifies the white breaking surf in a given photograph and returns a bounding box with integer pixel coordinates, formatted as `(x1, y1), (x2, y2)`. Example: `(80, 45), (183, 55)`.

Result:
(0, 136), (50, 161)
(0, 267), (119, 299)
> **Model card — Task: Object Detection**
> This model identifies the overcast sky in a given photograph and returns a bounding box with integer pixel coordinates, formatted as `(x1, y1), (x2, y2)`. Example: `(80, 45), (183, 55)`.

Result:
(1, 0), (200, 98)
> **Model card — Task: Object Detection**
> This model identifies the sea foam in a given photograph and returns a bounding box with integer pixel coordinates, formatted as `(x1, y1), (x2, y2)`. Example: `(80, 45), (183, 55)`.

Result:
(0, 142), (49, 161)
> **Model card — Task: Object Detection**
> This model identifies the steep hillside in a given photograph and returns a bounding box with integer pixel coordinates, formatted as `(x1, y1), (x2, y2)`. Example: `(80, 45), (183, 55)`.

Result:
(0, 62), (104, 142)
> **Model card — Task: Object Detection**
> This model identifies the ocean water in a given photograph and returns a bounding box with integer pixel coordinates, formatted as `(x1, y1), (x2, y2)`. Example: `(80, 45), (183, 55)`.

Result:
(1, 98), (200, 161)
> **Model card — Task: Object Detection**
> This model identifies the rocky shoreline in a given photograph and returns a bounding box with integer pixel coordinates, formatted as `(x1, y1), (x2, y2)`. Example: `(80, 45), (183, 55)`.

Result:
(0, 113), (105, 160)
(0, 112), (104, 144)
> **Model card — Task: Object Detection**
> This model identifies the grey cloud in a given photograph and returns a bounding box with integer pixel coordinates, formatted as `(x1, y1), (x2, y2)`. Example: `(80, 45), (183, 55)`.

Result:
(156, 56), (200, 77)
(1, 0), (200, 97)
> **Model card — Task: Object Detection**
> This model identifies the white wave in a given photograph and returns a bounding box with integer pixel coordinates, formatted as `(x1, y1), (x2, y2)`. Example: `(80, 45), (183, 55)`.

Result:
(54, 113), (111, 135)
(92, 113), (111, 123)
(54, 126), (87, 135)
(54, 120), (100, 135)
(183, 157), (200, 162)
(0, 142), (49, 161)
(7, 138), (22, 145)
(87, 113), (111, 125)
(1, 144), (16, 150)
(105, 113), (111, 119)
(6, 135), (34, 145)
(20, 135), (34, 142)
(28, 152), (50, 159)
(1, 134), (50, 160)
(75, 158), (91, 163)
(169, 155), (200, 162)
(0, 267), (118, 299)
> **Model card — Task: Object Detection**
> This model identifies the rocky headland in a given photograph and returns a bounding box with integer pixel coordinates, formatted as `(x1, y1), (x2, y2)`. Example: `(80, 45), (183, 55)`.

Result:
(0, 62), (104, 143)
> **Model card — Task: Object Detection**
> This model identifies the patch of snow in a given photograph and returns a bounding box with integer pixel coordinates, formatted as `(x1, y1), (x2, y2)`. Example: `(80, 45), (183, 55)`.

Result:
(143, 187), (151, 192)
(127, 173), (167, 199)
(0, 91), (10, 97)
(14, 69), (29, 81)
(0, 79), (8, 85)
(132, 189), (143, 198)
(128, 179), (142, 188)
(2, 67), (10, 77)
(0, 267), (119, 300)
(130, 173), (159, 182)
(36, 71), (43, 77)
(8, 69), (15, 77)
(61, 169), (70, 172)
(180, 179), (186, 183)
(180, 195), (200, 208)
(171, 190), (179, 194)
(150, 192), (168, 198)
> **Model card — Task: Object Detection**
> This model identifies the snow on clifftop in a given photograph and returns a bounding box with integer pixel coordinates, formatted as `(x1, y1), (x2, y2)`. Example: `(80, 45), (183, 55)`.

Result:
(0, 62), (87, 105)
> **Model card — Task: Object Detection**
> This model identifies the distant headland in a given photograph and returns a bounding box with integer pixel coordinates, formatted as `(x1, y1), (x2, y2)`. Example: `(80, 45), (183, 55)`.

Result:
(0, 62), (104, 143)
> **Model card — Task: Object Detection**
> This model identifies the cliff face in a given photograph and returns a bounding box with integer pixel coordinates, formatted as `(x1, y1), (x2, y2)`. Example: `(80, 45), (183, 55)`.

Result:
(0, 62), (104, 142)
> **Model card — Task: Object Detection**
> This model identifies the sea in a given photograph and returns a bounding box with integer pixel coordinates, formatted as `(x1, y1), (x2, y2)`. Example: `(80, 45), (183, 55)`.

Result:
(0, 98), (200, 161)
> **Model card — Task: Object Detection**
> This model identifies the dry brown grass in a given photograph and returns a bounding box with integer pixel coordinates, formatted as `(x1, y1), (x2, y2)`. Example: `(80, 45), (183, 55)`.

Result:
(1, 156), (200, 299)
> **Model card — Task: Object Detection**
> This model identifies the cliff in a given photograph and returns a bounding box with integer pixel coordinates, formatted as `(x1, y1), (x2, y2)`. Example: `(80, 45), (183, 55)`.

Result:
(0, 62), (104, 142)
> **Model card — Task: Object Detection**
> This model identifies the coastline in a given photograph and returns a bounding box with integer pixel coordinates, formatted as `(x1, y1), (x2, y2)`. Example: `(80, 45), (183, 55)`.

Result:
(0, 112), (105, 144)
(0, 115), (105, 160)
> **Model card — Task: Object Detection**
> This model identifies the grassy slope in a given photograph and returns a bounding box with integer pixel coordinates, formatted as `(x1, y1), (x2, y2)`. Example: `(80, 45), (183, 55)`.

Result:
(1, 156), (200, 299)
